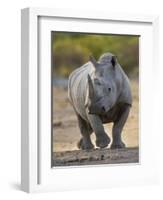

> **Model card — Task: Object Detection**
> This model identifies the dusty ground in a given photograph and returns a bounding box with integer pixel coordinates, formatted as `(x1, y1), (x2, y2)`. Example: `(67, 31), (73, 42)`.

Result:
(53, 147), (139, 166)
(53, 80), (139, 152)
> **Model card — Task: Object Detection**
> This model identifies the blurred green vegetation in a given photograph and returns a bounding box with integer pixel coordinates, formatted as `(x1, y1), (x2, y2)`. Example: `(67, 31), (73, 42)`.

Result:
(52, 32), (139, 78)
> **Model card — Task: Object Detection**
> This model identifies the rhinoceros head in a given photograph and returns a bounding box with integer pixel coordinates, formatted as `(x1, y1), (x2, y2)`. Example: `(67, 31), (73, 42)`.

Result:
(87, 53), (118, 115)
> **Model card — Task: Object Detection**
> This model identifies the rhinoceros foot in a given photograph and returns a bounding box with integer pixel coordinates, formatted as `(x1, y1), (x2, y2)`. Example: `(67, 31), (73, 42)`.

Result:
(110, 141), (126, 149)
(96, 133), (110, 148)
(77, 138), (94, 150)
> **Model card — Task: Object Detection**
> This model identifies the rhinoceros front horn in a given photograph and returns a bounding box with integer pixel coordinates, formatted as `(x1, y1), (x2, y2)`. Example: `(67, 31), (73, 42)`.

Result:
(87, 74), (94, 99)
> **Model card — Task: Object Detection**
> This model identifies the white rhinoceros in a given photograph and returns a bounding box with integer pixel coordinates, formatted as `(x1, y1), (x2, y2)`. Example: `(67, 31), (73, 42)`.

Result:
(68, 53), (132, 149)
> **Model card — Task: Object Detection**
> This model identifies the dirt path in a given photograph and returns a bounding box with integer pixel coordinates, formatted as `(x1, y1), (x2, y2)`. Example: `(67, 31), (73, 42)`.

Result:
(53, 147), (139, 167)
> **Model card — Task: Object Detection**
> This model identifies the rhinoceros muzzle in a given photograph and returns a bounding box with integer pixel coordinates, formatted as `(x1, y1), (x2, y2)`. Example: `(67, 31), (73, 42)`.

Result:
(88, 97), (110, 115)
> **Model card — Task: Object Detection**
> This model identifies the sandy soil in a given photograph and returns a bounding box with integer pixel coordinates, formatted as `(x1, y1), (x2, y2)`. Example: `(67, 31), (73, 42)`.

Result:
(53, 80), (139, 152)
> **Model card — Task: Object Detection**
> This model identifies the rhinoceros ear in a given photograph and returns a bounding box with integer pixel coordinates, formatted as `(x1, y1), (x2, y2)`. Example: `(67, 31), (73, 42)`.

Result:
(87, 74), (94, 99)
(89, 55), (98, 68)
(111, 55), (117, 68)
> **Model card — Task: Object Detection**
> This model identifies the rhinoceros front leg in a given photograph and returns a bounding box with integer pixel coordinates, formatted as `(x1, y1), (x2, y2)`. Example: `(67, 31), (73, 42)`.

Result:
(111, 104), (130, 149)
(88, 114), (111, 148)
(77, 114), (94, 150)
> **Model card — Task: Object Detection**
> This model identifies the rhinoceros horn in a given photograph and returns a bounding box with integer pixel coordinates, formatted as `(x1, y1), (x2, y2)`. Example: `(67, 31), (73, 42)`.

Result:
(87, 74), (94, 99)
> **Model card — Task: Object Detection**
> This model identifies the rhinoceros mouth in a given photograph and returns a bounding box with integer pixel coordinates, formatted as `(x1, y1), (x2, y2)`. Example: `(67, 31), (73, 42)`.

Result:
(88, 109), (110, 115)
(87, 95), (112, 115)
(88, 104), (110, 115)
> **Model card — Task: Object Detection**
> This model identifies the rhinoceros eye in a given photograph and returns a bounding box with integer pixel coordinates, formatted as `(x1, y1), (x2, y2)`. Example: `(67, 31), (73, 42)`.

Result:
(108, 87), (111, 92)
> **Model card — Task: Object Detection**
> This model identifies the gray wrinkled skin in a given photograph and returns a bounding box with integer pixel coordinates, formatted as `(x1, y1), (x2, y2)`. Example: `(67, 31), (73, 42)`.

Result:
(68, 52), (132, 150)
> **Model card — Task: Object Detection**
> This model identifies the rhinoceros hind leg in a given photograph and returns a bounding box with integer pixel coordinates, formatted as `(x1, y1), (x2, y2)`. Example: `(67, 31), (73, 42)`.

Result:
(77, 114), (94, 150)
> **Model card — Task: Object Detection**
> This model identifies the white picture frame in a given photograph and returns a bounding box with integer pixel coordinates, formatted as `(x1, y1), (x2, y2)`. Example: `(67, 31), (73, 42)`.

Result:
(21, 7), (159, 193)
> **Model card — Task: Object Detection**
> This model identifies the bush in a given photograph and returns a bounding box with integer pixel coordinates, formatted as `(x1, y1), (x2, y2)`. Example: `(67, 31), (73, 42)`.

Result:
(52, 32), (139, 78)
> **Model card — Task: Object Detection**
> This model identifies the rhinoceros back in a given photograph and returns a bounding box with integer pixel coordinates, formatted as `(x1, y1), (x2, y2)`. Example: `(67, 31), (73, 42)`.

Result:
(68, 62), (93, 120)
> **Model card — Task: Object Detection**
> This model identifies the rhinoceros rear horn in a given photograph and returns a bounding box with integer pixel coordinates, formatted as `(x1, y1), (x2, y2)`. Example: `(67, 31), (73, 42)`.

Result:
(87, 74), (94, 99)
(89, 55), (98, 68)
